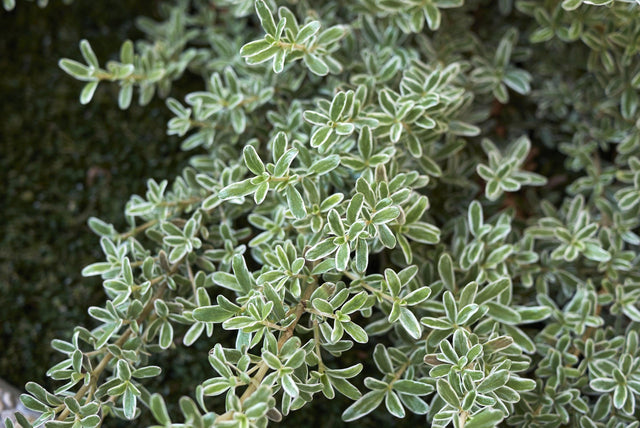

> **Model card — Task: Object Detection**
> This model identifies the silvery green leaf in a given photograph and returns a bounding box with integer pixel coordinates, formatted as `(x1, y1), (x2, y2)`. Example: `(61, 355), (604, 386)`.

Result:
(436, 379), (460, 408)
(372, 206), (400, 224)
(286, 185), (307, 219)
(342, 389), (385, 422)
(343, 321), (368, 343)
(80, 81), (99, 104)
(59, 58), (95, 81)
(79, 39), (99, 68)
(399, 307), (421, 339)
(393, 380), (434, 396)
(384, 391), (405, 418)
(218, 179), (258, 199)
(306, 239), (337, 260)
(295, 21), (321, 44)
(118, 83), (133, 110)
(304, 53), (329, 76)
(373, 344), (393, 373)
(255, 0), (276, 36)
(465, 408), (505, 428)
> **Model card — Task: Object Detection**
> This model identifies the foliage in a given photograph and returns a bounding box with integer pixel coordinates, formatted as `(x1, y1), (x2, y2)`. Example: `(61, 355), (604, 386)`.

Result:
(5, 0), (640, 427)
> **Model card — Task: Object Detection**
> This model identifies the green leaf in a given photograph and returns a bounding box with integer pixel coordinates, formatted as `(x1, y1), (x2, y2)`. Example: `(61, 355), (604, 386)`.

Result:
(393, 379), (434, 395)
(384, 391), (405, 418)
(373, 344), (394, 373)
(193, 305), (233, 323)
(80, 81), (99, 105)
(122, 385), (137, 419)
(286, 185), (307, 219)
(438, 253), (455, 290)
(477, 370), (509, 393)
(309, 154), (340, 175)
(255, 0), (276, 36)
(436, 379), (460, 408)
(341, 292), (368, 314)
(118, 83), (133, 110)
(159, 321), (173, 349)
(485, 301), (521, 324)
(399, 307), (422, 339)
(306, 239), (337, 260)
(583, 243), (611, 262)
(59, 58), (94, 81)
(79, 39), (99, 68)
(372, 206), (400, 224)
(423, 3), (441, 30)
(243, 43), (279, 65)
(132, 366), (161, 379)
(304, 53), (329, 76)
(296, 21), (321, 44)
(465, 408), (506, 428)
(274, 148), (298, 177)
(403, 222), (440, 244)
(342, 389), (385, 422)
(243, 145), (265, 175)
(343, 321), (368, 343)
(150, 394), (171, 425)
(218, 178), (258, 199)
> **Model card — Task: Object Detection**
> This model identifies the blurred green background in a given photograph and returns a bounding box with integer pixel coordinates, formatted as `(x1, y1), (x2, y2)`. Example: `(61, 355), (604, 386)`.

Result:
(0, 2), (423, 426)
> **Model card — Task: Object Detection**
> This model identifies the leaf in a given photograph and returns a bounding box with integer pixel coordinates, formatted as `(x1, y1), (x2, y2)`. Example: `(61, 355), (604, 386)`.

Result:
(583, 243), (611, 262)
(309, 154), (340, 175)
(79, 39), (99, 68)
(438, 253), (455, 290)
(436, 379), (460, 408)
(343, 321), (368, 343)
(306, 239), (337, 260)
(149, 393), (171, 425)
(485, 301), (521, 324)
(423, 3), (441, 30)
(59, 58), (94, 81)
(296, 21), (321, 44)
(399, 307), (422, 339)
(385, 391), (405, 418)
(118, 83), (133, 110)
(255, 0), (276, 36)
(477, 370), (509, 393)
(274, 148), (298, 177)
(80, 81), (99, 105)
(159, 321), (173, 349)
(393, 379), (434, 395)
(372, 206), (400, 224)
(342, 389), (385, 422)
(373, 344), (394, 374)
(218, 178), (258, 199)
(304, 53), (329, 76)
(286, 185), (307, 219)
(243, 145), (265, 175)
(281, 374), (299, 398)
(193, 305), (233, 323)
(122, 385), (137, 419)
(465, 408), (506, 428)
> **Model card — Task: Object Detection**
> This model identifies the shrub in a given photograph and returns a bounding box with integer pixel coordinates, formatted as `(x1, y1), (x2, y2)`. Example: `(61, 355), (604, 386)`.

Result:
(5, 0), (640, 427)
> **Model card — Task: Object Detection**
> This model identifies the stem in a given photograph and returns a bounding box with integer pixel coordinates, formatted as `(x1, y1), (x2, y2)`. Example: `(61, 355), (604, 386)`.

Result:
(214, 279), (318, 422)
(118, 219), (158, 240)
(359, 282), (395, 304)
(55, 260), (182, 421)
(313, 320), (325, 373)
(458, 410), (468, 427)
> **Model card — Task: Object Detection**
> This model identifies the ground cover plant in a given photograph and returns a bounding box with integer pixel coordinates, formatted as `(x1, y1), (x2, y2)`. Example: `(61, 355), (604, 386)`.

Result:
(4, 0), (640, 427)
